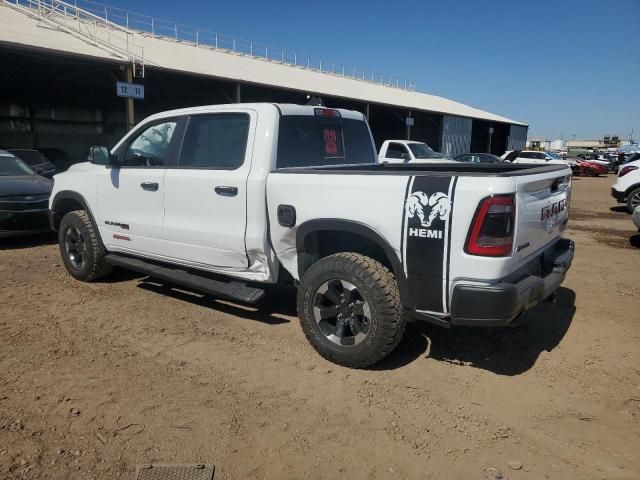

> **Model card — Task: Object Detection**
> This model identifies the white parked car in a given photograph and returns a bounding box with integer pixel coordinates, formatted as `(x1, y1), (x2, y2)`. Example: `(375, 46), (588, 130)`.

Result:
(378, 140), (455, 164)
(502, 150), (576, 167)
(611, 159), (640, 212)
(49, 103), (574, 368)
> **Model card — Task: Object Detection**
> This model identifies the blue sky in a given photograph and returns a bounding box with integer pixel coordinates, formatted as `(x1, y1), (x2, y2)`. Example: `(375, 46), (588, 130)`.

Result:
(106, 0), (639, 140)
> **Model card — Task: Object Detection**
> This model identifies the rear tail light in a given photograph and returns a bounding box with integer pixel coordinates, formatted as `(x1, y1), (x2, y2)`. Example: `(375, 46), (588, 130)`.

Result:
(465, 194), (515, 257)
(619, 165), (638, 177)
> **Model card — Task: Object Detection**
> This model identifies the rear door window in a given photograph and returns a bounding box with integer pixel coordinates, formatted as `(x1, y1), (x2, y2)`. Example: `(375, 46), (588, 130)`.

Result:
(277, 115), (375, 168)
(179, 114), (249, 169)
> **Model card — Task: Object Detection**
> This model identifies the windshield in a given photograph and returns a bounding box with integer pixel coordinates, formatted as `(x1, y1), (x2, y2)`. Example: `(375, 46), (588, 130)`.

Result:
(277, 115), (375, 168)
(408, 143), (446, 159)
(9, 150), (47, 166)
(0, 153), (35, 176)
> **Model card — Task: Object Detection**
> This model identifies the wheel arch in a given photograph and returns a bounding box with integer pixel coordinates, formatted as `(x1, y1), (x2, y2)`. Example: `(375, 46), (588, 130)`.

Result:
(50, 191), (105, 249)
(624, 183), (640, 197)
(295, 219), (413, 308)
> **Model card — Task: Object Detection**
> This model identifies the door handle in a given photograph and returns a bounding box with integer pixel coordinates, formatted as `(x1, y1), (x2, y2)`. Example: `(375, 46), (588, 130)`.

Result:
(215, 186), (238, 197)
(140, 182), (159, 191)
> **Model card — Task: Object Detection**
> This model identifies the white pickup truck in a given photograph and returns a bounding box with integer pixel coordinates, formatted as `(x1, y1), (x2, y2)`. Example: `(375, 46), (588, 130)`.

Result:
(49, 103), (574, 368)
(378, 140), (454, 164)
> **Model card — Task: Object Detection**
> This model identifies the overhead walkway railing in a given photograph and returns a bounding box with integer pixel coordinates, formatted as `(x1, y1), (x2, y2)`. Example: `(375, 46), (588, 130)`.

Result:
(4, 0), (415, 92)
(3, 0), (144, 77)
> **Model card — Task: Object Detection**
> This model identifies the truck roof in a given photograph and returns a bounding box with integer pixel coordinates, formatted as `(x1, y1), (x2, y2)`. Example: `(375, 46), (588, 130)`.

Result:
(139, 103), (366, 124)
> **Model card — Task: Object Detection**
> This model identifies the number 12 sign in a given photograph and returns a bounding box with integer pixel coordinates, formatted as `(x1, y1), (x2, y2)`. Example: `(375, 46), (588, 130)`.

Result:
(116, 82), (145, 100)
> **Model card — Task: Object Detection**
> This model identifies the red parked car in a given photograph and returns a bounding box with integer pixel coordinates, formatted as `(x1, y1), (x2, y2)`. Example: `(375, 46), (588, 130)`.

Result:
(574, 160), (607, 177)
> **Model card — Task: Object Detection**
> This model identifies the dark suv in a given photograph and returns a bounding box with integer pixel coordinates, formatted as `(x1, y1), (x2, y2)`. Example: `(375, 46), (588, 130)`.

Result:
(0, 150), (52, 237)
(8, 149), (57, 178)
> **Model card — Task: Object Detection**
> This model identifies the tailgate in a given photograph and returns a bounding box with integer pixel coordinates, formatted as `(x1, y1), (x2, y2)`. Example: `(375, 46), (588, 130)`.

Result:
(514, 169), (571, 262)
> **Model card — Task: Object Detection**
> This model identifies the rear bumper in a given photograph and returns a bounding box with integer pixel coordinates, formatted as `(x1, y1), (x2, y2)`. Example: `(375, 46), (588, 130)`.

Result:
(450, 239), (574, 327)
(611, 187), (625, 203)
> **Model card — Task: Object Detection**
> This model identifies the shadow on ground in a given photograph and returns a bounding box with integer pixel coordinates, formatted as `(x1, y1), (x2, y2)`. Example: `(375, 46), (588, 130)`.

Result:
(375, 287), (576, 374)
(630, 234), (640, 249)
(137, 279), (293, 325)
(610, 206), (631, 214)
(0, 232), (56, 250)
(105, 267), (576, 371)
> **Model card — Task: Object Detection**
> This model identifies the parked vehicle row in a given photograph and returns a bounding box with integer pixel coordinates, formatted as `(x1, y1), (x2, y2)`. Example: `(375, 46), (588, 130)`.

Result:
(0, 131), (620, 245)
(379, 145), (610, 178)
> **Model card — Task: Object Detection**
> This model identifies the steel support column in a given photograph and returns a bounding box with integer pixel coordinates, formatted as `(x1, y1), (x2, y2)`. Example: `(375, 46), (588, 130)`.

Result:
(125, 64), (134, 131)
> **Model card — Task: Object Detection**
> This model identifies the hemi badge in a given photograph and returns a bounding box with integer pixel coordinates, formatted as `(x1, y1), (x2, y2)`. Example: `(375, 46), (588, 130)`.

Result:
(113, 234), (131, 241)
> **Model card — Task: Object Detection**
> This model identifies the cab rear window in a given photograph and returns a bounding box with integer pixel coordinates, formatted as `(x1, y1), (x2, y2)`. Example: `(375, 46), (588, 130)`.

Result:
(276, 115), (375, 168)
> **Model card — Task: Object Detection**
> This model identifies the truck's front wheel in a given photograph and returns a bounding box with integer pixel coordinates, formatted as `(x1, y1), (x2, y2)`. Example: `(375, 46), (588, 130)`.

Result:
(58, 210), (112, 282)
(297, 252), (405, 368)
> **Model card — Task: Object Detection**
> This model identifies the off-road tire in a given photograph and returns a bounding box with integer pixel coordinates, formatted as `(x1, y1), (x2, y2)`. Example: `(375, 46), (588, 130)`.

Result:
(297, 252), (405, 368)
(58, 210), (112, 281)
(626, 187), (640, 213)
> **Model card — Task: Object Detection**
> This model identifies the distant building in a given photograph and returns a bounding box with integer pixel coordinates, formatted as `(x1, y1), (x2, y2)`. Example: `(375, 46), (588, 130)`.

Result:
(549, 139), (567, 151)
(603, 135), (620, 148)
(567, 140), (604, 149)
(526, 138), (551, 150)
(525, 138), (566, 151)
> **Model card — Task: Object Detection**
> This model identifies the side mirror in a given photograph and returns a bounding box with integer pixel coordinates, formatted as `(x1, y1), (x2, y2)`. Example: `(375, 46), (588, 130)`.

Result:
(401, 152), (412, 161)
(89, 146), (114, 166)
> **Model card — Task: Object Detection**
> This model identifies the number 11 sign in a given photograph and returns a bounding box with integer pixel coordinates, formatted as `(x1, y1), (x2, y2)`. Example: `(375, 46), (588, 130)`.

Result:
(116, 82), (145, 100)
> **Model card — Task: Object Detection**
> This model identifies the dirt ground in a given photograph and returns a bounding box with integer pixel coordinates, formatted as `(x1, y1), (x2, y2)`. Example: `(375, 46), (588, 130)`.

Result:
(1, 175), (639, 480)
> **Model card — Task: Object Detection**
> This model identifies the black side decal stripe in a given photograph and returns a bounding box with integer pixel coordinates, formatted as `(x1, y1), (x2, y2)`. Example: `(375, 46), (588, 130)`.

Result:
(404, 175), (453, 313)
(399, 176), (413, 270)
(444, 176), (458, 313)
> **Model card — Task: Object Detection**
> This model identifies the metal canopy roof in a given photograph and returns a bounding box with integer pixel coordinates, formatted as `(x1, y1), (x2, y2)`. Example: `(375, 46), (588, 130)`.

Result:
(0, 4), (527, 126)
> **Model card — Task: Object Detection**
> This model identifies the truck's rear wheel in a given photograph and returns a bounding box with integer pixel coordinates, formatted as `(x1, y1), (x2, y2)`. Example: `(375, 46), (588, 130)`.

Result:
(297, 252), (405, 368)
(58, 210), (112, 282)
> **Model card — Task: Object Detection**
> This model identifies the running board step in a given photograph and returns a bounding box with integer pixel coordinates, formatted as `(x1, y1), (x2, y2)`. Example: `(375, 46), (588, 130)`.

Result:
(106, 254), (265, 304)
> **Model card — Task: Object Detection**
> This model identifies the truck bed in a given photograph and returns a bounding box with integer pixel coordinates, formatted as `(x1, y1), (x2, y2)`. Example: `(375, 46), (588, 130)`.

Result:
(275, 162), (569, 176)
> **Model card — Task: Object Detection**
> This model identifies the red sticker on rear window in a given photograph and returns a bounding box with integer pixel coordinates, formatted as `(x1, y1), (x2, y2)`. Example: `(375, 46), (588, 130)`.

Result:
(324, 128), (338, 156)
